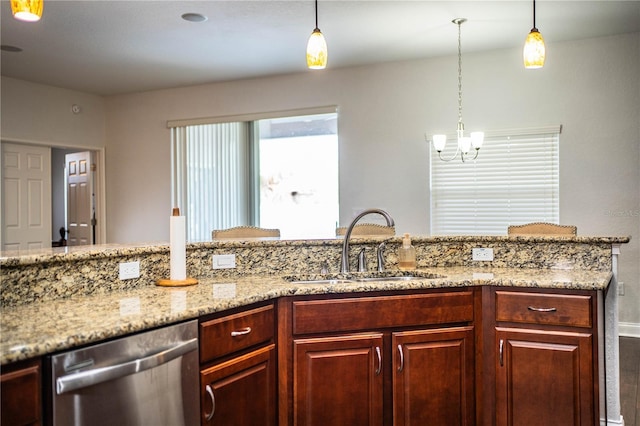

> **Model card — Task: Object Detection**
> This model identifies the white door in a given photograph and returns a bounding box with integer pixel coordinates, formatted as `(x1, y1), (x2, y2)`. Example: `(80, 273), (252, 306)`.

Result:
(1, 142), (52, 251)
(66, 151), (93, 246)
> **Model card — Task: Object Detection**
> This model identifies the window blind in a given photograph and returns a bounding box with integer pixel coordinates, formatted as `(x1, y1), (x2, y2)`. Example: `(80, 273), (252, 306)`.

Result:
(171, 122), (251, 242)
(430, 127), (560, 235)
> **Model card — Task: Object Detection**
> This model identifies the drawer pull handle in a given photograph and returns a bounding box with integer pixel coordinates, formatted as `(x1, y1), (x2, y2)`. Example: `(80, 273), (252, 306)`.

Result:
(397, 344), (404, 372)
(230, 327), (252, 337)
(499, 339), (504, 367)
(375, 346), (382, 376)
(205, 384), (216, 421)
(527, 306), (557, 313)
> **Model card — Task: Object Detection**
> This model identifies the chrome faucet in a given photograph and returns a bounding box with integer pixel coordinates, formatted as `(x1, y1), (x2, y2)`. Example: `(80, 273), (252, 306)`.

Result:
(340, 208), (395, 273)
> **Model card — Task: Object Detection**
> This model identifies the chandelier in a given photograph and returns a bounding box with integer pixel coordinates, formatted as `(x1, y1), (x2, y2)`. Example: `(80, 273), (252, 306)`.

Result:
(428, 18), (484, 163)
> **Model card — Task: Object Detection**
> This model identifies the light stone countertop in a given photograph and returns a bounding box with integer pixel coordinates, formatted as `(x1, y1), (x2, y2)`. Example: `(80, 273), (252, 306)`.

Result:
(0, 266), (612, 365)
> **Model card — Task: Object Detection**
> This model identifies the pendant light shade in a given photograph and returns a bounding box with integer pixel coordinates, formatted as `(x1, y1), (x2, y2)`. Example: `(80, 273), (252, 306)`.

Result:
(306, 0), (327, 69)
(523, 0), (545, 68)
(307, 29), (327, 69)
(11, 0), (43, 22)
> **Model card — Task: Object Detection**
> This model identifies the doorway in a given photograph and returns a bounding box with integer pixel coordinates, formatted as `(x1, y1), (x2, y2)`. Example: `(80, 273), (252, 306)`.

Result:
(1, 141), (105, 250)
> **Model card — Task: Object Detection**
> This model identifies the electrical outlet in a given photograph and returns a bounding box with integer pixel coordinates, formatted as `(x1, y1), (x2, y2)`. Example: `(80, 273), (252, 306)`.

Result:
(472, 248), (494, 261)
(212, 254), (236, 269)
(618, 282), (625, 296)
(119, 261), (140, 280)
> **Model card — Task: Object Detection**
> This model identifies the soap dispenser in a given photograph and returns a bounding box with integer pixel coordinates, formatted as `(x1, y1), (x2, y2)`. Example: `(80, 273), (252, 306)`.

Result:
(398, 233), (416, 270)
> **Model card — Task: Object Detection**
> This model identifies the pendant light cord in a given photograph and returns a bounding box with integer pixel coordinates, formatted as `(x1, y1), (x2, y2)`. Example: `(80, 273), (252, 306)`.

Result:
(532, 0), (537, 30)
(315, 0), (319, 30)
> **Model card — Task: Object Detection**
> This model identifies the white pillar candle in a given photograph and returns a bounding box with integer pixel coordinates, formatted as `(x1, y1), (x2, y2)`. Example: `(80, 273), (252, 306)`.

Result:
(170, 208), (187, 281)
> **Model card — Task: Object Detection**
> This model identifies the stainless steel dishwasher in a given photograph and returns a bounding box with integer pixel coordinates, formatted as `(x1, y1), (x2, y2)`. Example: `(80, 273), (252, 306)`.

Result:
(48, 320), (199, 426)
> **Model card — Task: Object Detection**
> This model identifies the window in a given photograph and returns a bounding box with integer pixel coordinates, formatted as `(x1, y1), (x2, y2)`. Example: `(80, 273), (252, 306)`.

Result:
(258, 114), (338, 239)
(430, 126), (560, 235)
(170, 107), (338, 242)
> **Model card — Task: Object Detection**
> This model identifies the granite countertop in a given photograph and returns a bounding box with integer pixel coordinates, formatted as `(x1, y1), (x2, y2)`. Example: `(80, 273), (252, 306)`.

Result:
(0, 266), (612, 365)
(0, 235), (630, 267)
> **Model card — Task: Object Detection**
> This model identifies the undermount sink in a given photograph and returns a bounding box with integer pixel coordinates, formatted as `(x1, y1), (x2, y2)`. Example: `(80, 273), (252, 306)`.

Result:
(290, 279), (355, 285)
(286, 271), (445, 285)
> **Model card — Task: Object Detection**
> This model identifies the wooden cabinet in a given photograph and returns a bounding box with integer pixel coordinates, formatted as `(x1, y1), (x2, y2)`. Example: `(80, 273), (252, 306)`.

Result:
(490, 288), (598, 426)
(0, 358), (42, 426)
(293, 333), (384, 425)
(199, 303), (276, 426)
(279, 289), (477, 425)
(393, 326), (475, 426)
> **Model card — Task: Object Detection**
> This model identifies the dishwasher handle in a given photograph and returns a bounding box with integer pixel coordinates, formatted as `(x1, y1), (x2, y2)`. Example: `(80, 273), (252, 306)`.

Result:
(56, 337), (198, 394)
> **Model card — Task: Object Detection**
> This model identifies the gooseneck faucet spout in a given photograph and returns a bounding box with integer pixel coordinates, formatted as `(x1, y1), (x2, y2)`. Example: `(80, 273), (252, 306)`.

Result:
(340, 208), (395, 273)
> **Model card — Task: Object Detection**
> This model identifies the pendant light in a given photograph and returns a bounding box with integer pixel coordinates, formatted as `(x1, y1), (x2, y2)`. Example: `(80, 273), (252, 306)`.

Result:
(306, 0), (327, 69)
(10, 0), (43, 22)
(523, 0), (546, 68)
(429, 18), (484, 163)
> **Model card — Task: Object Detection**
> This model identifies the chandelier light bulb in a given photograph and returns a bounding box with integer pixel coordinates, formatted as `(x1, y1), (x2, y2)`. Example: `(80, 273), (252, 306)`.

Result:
(458, 137), (472, 154)
(470, 132), (484, 149)
(432, 134), (447, 152)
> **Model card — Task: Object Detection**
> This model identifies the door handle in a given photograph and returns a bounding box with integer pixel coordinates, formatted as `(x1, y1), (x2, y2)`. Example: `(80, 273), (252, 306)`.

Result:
(230, 327), (252, 337)
(397, 344), (404, 372)
(499, 339), (504, 367)
(375, 346), (382, 376)
(527, 306), (557, 313)
(56, 338), (197, 394)
(205, 384), (216, 421)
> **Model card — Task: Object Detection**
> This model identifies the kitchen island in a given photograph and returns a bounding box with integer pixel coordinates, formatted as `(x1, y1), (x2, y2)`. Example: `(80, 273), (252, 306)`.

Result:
(0, 235), (629, 425)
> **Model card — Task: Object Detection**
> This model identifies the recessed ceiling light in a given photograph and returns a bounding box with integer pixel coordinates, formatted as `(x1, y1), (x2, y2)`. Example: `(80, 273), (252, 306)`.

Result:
(181, 13), (207, 23)
(1, 45), (23, 53)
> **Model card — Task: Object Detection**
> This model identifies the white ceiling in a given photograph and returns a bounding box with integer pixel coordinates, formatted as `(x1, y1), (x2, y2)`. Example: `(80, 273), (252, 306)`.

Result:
(1, 1), (639, 96)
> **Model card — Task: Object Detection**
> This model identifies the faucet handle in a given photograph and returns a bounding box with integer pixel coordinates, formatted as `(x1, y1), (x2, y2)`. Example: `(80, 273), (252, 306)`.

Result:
(358, 248), (367, 272)
(377, 242), (386, 272)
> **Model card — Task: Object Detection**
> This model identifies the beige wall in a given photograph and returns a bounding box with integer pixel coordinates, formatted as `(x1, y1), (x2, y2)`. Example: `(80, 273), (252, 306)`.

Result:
(2, 33), (638, 328)
(0, 77), (106, 147)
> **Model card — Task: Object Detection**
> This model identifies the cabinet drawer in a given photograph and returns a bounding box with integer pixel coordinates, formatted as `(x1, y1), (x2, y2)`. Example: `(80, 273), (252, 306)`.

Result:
(495, 291), (592, 328)
(293, 291), (474, 335)
(200, 304), (274, 363)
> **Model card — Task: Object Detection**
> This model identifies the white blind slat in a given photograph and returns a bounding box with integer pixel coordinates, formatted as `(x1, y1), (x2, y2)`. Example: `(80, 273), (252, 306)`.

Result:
(171, 122), (250, 242)
(431, 129), (560, 235)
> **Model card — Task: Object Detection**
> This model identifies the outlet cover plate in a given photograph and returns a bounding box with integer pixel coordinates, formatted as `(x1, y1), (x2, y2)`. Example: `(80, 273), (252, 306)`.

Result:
(472, 248), (494, 261)
(119, 261), (140, 280)
(212, 254), (236, 269)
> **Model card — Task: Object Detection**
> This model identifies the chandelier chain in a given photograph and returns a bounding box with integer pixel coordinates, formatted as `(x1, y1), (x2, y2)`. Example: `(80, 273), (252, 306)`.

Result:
(457, 20), (463, 127)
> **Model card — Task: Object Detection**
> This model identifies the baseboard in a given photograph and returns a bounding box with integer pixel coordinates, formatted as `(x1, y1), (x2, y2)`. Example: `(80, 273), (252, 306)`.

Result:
(619, 322), (640, 338)
(601, 415), (624, 426)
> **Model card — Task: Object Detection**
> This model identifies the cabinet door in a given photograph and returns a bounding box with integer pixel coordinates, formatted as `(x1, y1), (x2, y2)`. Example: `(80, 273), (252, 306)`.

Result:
(392, 327), (475, 426)
(0, 358), (41, 426)
(496, 327), (594, 426)
(293, 333), (384, 426)
(200, 344), (276, 426)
